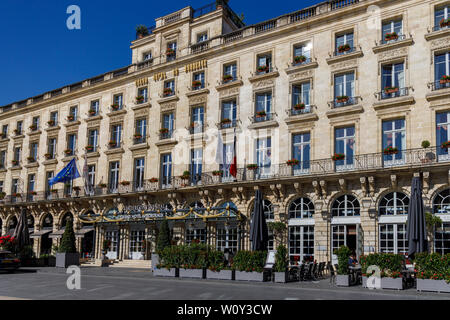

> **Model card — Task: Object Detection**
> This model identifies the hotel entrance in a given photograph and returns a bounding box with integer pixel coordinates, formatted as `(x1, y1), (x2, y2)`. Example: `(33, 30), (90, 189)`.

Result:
(105, 230), (119, 260)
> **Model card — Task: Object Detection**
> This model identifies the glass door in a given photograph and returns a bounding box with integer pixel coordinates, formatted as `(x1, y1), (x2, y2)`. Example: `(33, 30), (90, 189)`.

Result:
(129, 230), (145, 260)
(105, 231), (119, 260)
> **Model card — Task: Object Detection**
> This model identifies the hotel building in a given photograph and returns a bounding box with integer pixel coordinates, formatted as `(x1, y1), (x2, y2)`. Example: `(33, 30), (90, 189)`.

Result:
(1, 0), (450, 265)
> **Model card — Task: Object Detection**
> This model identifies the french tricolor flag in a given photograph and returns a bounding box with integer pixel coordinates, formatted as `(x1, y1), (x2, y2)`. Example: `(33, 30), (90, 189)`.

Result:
(229, 129), (237, 178)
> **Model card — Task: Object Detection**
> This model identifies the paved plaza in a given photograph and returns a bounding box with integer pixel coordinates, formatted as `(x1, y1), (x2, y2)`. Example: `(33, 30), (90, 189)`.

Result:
(0, 267), (448, 300)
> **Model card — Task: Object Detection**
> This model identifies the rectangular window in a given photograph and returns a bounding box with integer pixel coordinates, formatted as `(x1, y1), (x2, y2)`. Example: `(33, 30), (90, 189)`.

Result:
(109, 161), (120, 193)
(113, 94), (123, 110)
(161, 113), (174, 139)
(67, 134), (77, 155)
(382, 19), (403, 43)
(0, 150), (6, 169)
(216, 227), (238, 253)
(335, 32), (354, 55)
(293, 43), (312, 64)
(382, 119), (406, 166)
(191, 106), (204, 134)
(46, 171), (54, 198)
(186, 228), (207, 244)
(190, 149), (203, 185)
(256, 54), (272, 73)
(134, 158), (145, 191)
(69, 106), (78, 121)
(292, 82), (311, 114)
(292, 133), (311, 175)
(435, 5), (450, 30)
(49, 112), (58, 126)
(88, 129), (98, 152)
(11, 178), (19, 195)
(193, 72), (205, 90)
(164, 80), (175, 97)
(197, 32), (208, 43)
(289, 226), (315, 264)
(435, 52), (450, 89)
(28, 174), (35, 193)
(161, 154), (172, 189)
(334, 72), (355, 106)
(220, 143), (234, 182)
(437, 112), (450, 161)
(14, 147), (21, 162)
(2, 125), (8, 138)
(143, 51), (152, 61)
(256, 137), (272, 177)
(335, 126), (355, 170)
(379, 224), (408, 254)
(30, 142), (38, 161)
(223, 63), (237, 82)
(90, 100), (99, 116)
(0, 181), (3, 194)
(137, 87), (148, 103)
(135, 119), (147, 144)
(87, 165), (96, 192)
(435, 223), (450, 255)
(381, 62), (405, 98)
(130, 231), (145, 255)
(111, 125), (122, 148)
(255, 92), (272, 122)
(47, 138), (56, 159)
(167, 42), (177, 61)
(221, 100), (237, 129)
(31, 117), (39, 131)
(16, 121), (23, 135)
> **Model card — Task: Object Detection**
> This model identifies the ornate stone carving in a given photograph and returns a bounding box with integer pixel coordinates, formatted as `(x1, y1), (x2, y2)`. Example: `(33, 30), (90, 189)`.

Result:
(431, 37), (450, 50)
(253, 79), (274, 89)
(330, 59), (358, 71)
(110, 115), (124, 124)
(189, 95), (207, 105)
(294, 182), (302, 194)
(87, 120), (101, 128)
(160, 102), (176, 112)
(339, 179), (347, 192)
(219, 87), (240, 98)
(368, 176), (375, 197)
(390, 175), (397, 188)
(360, 177), (367, 197)
(134, 109), (148, 118)
(320, 180), (327, 198)
(378, 47), (408, 62)
(312, 181), (321, 198)
(289, 70), (313, 81)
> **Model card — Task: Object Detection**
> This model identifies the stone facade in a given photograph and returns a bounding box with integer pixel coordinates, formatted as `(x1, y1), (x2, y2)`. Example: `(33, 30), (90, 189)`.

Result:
(1, 0), (450, 262)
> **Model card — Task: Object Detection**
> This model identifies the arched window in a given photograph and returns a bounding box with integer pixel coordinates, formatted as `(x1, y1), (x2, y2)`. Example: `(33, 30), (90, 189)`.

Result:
(60, 212), (73, 228)
(379, 192), (409, 215)
(289, 197), (314, 219)
(8, 216), (18, 231)
(188, 201), (204, 209)
(42, 214), (53, 229)
(27, 215), (35, 231)
(331, 195), (360, 217)
(433, 189), (450, 214)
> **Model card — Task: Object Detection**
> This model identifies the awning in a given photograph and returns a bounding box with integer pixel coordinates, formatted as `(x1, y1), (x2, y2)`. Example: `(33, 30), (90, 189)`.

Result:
(49, 229), (65, 239)
(76, 227), (94, 238)
(30, 229), (52, 239)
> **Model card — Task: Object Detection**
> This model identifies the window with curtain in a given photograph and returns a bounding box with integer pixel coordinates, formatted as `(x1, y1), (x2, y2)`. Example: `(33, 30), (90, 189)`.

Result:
(161, 154), (172, 188)
(190, 149), (203, 184)
(292, 133), (310, 174)
(221, 100), (237, 128)
(256, 137), (272, 176)
(381, 62), (405, 98)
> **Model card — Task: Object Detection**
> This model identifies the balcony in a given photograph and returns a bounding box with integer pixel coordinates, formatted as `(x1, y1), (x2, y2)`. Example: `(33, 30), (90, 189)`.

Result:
(379, 34), (407, 46)
(376, 87), (410, 100)
(333, 45), (356, 57)
(251, 112), (275, 124)
(133, 134), (146, 145)
(426, 80), (450, 101)
(219, 119), (238, 130)
(189, 123), (204, 135)
(329, 96), (360, 108)
(137, 59), (153, 70)
(327, 97), (363, 119)
(191, 41), (210, 54)
(159, 130), (173, 140)
(285, 106), (318, 125)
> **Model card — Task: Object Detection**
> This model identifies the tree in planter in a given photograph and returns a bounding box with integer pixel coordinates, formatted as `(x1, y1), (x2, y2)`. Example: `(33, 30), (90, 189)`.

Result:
(156, 219), (171, 254)
(274, 245), (288, 273)
(425, 211), (443, 246)
(336, 245), (352, 275)
(267, 222), (287, 246)
(59, 218), (77, 253)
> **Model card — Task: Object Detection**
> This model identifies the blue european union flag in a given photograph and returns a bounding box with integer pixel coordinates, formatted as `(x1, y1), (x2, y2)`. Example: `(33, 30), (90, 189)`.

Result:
(49, 159), (80, 186)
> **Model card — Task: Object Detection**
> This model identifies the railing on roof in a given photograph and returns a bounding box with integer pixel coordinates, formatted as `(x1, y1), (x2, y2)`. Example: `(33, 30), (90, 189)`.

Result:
(289, 6), (317, 23)
(192, 2), (216, 18)
(330, 0), (360, 10)
(113, 67), (129, 78)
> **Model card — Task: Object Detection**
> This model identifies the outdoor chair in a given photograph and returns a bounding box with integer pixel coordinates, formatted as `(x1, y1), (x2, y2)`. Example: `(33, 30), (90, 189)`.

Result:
(304, 263), (314, 281)
(327, 262), (336, 284)
(298, 263), (306, 281)
(318, 262), (325, 278)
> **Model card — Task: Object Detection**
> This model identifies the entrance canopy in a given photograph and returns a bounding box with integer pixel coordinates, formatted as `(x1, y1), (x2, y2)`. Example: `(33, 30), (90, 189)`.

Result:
(30, 229), (52, 239)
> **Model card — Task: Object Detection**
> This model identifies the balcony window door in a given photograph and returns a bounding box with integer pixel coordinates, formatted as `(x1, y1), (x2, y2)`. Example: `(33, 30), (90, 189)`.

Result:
(30, 142), (38, 161)
(32, 117), (39, 131)
(190, 149), (203, 185)
(382, 120), (406, 167)
(220, 143), (234, 182)
(134, 158), (145, 192)
(16, 121), (23, 134)
(257, 54), (272, 73)
(161, 154), (172, 189)
(292, 83), (311, 114)
(162, 113), (174, 139)
(292, 133), (310, 175)
(334, 73), (355, 107)
(48, 138), (56, 159)
(113, 94), (123, 110)
(221, 100), (237, 128)
(435, 52), (450, 89)
(255, 92), (272, 122)
(164, 80), (175, 96)
(111, 125), (122, 148)
(256, 137), (272, 177)
(293, 43), (311, 64)
(435, 5), (450, 30)
(28, 174), (35, 200)
(69, 106), (78, 121)
(191, 107), (204, 134)
(335, 32), (354, 55)
(437, 112), (450, 161)
(381, 63), (405, 98)
(335, 127), (355, 171)
(67, 134), (76, 155)
(193, 72), (205, 90)
(109, 162), (120, 193)
(224, 63), (237, 81)
(14, 147), (21, 163)
(167, 42), (177, 61)
(137, 87), (148, 103)
(88, 129), (98, 152)
(0, 150), (6, 169)
(197, 33), (208, 43)
(135, 119), (147, 144)
(46, 172), (54, 198)
(90, 101), (99, 116)
(87, 165), (95, 195)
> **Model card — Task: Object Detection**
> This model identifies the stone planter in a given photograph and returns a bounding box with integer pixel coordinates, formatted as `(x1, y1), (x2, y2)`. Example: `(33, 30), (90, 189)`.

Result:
(153, 268), (179, 278)
(381, 277), (404, 290)
(179, 268), (206, 279)
(335, 274), (350, 287)
(235, 271), (266, 282)
(206, 270), (235, 281)
(417, 279), (450, 293)
(274, 272), (288, 283)
(55, 253), (80, 268)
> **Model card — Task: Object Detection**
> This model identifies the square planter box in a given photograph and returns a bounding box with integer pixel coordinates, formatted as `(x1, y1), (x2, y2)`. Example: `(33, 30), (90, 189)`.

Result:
(206, 270), (235, 281)
(179, 269), (206, 279)
(335, 275), (350, 287)
(151, 254), (160, 271)
(153, 268), (179, 278)
(274, 272), (288, 283)
(235, 271), (266, 282)
(55, 253), (80, 268)
(381, 277), (404, 290)
(417, 279), (450, 293)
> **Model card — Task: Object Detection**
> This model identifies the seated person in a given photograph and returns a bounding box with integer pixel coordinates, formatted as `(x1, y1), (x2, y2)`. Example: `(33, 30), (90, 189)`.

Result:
(348, 253), (358, 266)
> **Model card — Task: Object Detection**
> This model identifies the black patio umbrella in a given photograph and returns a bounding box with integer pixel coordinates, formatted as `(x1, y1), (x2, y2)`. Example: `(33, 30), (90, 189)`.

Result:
(407, 177), (428, 258)
(13, 208), (31, 250)
(250, 189), (269, 251)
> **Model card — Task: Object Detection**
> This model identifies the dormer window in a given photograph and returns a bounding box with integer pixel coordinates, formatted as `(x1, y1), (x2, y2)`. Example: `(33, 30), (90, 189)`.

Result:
(197, 32), (208, 43)
(143, 52), (152, 61)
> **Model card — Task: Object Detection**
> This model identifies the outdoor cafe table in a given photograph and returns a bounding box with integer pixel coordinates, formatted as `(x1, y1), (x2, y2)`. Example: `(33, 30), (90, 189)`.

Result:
(349, 265), (362, 285)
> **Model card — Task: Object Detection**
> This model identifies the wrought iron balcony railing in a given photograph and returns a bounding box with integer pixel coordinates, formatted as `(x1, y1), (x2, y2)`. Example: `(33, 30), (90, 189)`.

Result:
(376, 87), (410, 100)
(379, 34), (407, 45)
(429, 80), (450, 91)
(329, 96), (360, 108)
(251, 112), (275, 123)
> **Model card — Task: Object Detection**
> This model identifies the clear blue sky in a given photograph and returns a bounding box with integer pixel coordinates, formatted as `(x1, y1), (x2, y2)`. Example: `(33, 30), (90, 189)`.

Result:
(0, 0), (321, 106)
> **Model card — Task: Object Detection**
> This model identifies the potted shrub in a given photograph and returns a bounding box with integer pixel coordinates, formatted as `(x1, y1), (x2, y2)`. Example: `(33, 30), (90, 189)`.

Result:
(256, 65), (269, 73)
(44, 153), (52, 160)
(13, 129), (20, 135)
(221, 118), (232, 125)
(332, 153), (345, 161)
(67, 115), (75, 122)
(111, 104), (120, 111)
(293, 103), (305, 111)
(160, 128), (169, 134)
(335, 245), (351, 286)
(154, 245), (180, 277)
(440, 75), (450, 84)
(29, 124), (37, 131)
(384, 86), (399, 94)
(232, 250), (268, 282)
(149, 178), (159, 183)
(384, 32), (398, 41)
(415, 253), (450, 293)
(89, 109), (97, 116)
(134, 133), (143, 140)
(12, 193), (21, 198)
(12, 160), (19, 166)
(27, 156), (36, 163)
(0, 235), (16, 251)
(56, 218), (80, 268)
(181, 171), (191, 180)
(0, 192), (6, 200)
(360, 253), (405, 290)
(274, 245), (289, 283)
(207, 250), (234, 280)
(179, 243), (209, 279)
(422, 140), (431, 149)
(383, 146), (398, 155)
(440, 18), (450, 28)
(336, 95), (349, 103)
(286, 159), (300, 166)
(338, 44), (351, 53)
(136, 25), (149, 39)
(294, 55), (307, 64)
(255, 111), (267, 118)
(98, 183), (107, 189)
(223, 74), (233, 83)
(212, 170), (223, 177)
(247, 164), (258, 170)
(163, 88), (173, 97)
